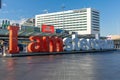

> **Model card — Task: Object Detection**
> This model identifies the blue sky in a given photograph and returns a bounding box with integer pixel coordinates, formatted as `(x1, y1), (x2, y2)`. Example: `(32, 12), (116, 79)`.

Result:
(0, 0), (120, 36)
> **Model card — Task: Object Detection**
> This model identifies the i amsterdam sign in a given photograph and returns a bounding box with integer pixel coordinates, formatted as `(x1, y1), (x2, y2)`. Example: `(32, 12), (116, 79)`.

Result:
(8, 26), (114, 54)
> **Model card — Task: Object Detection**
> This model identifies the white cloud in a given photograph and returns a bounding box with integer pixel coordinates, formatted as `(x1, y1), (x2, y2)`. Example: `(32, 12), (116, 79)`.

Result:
(2, 3), (7, 7)
(43, 9), (48, 13)
(1, 10), (9, 13)
(0, 18), (28, 25)
(9, 18), (28, 25)
(0, 18), (9, 22)
(0, 18), (9, 26)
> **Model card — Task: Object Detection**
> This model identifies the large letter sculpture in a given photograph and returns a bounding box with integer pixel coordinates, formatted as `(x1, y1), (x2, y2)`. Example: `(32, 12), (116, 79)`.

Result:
(27, 36), (63, 53)
(27, 36), (43, 52)
(8, 26), (19, 53)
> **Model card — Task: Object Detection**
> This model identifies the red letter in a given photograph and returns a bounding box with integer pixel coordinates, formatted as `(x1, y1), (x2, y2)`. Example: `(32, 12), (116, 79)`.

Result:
(27, 36), (63, 53)
(41, 36), (49, 52)
(48, 37), (56, 52)
(48, 37), (63, 52)
(55, 37), (63, 52)
(8, 26), (19, 54)
(27, 36), (42, 52)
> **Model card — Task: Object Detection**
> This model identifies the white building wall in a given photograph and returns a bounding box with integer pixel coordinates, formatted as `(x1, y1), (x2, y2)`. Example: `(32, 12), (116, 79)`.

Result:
(87, 8), (91, 34)
(35, 8), (100, 35)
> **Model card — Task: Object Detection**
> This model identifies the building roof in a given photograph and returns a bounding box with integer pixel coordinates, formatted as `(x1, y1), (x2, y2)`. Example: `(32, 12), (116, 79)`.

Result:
(0, 29), (70, 38)
(107, 35), (120, 40)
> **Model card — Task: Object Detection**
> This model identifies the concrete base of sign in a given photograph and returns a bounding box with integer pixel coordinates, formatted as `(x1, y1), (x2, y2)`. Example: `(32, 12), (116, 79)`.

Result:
(2, 49), (117, 57)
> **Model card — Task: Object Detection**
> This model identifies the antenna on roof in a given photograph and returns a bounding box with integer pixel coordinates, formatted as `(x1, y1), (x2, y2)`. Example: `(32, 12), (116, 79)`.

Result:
(43, 9), (48, 14)
(61, 4), (65, 10)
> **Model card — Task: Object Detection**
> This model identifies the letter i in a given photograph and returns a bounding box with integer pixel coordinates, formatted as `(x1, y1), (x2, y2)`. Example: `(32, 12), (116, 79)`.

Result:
(8, 26), (19, 54)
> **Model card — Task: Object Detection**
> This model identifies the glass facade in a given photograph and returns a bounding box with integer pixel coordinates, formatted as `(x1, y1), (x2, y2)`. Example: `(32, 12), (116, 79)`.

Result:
(91, 10), (100, 32)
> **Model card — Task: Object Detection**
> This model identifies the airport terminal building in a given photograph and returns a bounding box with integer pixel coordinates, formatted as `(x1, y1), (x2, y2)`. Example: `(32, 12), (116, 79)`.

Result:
(35, 8), (100, 35)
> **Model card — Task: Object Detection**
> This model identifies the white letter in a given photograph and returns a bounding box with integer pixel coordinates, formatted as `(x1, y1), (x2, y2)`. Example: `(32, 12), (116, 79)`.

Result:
(79, 38), (88, 50)
(72, 34), (80, 51)
(63, 38), (73, 51)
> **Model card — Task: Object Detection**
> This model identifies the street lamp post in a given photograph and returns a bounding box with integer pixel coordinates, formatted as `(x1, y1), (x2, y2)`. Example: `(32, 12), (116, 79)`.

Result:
(61, 5), (65, 33)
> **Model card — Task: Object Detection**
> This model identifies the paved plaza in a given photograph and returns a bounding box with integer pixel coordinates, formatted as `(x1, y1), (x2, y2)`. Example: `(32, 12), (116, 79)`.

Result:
(0, 50), (120, 80)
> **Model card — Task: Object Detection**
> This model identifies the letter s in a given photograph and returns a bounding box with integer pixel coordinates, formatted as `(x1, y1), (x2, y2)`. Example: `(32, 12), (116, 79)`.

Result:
(63, 38), (73, 51)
